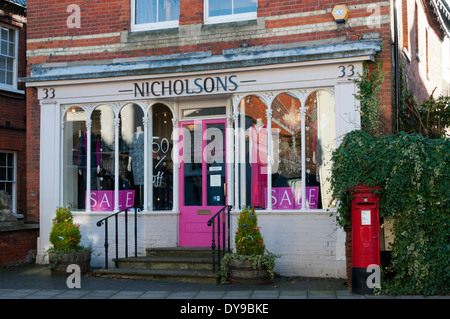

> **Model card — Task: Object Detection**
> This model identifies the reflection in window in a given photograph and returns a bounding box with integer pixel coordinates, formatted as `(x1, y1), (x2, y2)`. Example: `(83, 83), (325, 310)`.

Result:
(239, 95), (268, 210)
(90, 105), (115, 210)
(270, 93), (303, 209)
(152, 104), (173, 210)
(183, 123), (202, 206)
(208, 0), (257, 17)
(135, 0), (180, 24)
(120, 103), (145, 208)
(63, 106), (87, 209)
(305, 90), (336, 209)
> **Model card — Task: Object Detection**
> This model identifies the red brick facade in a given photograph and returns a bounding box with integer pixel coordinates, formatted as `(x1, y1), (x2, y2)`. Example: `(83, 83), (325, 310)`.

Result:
(23, 1), (449, 278)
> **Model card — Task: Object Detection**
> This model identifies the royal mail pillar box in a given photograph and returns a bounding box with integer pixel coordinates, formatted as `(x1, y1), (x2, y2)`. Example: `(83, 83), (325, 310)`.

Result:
(351, 185), (381, 295)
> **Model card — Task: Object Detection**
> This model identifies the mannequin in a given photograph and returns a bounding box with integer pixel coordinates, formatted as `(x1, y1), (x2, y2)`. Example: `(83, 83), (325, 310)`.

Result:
(249, 118), (268, 208)
(128, 126), (144, 185)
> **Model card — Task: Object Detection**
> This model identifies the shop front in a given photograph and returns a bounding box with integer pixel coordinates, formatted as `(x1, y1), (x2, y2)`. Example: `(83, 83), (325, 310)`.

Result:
(28, 41), (380, 277)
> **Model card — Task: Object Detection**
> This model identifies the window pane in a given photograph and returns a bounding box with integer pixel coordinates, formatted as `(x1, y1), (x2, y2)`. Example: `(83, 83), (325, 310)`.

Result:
(271, 93), (302, 210)
(136, 0), (157, 24)
(6, 71), (13, 85)
(239, 95), (268, 210)
(183, 124), (202, 206)
(120, 103), (144, 208)
(182, 107), (226, 118)
(305, 90), (336, 209)
(0, 153), (5, 166)
(206, 123), (226, 206)
(152, 104), (173, 210)
(234, 0), (257, 14)
(63, 107), (87, 209)
(135, 0), (179, 24)
(158, 0), (179, 22)
(209, 0), (232, 17)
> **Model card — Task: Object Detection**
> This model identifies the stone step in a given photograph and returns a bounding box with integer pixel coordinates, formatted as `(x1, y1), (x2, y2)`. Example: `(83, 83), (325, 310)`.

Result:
(91, 247), (222, 285)
(145, 247), (213, 258)
(92, 268), (220, 285)
(116, 256), (214, 271)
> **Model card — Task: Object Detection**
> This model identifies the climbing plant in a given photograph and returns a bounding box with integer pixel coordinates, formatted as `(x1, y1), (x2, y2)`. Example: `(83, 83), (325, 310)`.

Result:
(329, 58), (450, 295)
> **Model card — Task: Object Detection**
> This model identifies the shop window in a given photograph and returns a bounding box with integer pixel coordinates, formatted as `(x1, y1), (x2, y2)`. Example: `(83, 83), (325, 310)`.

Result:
(151, 104), (173, 210)
(238, 95), (268, 210)
(0, 25), (18, 91)
(270, 93), (303, 210)
(0, 151), (16, 213)
(205, 0), (257, 24)
(62, 106), (87, 209)
(132, 0), (180, 31)
(120, 103), (145, 208)
(236, 90), (336, 211)
(305, 90), (336, 210)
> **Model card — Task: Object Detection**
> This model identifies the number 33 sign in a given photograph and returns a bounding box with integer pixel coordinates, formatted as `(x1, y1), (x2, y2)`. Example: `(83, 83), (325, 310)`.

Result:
(338, 64), (355, 78)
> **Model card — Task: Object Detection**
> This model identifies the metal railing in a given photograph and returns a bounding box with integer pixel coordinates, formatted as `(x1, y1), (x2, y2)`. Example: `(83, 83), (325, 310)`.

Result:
(207, 205), (232, 273)
(96, 206), (142, 269)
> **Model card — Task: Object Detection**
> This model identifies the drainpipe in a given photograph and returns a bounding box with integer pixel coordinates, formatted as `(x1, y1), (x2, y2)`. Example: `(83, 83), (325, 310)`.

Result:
(393, 0), (400, 133)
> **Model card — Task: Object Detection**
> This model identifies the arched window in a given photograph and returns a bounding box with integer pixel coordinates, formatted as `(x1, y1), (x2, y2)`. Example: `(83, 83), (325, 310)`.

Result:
(62, 106), (87, 209)
(151, 103), (173, 210)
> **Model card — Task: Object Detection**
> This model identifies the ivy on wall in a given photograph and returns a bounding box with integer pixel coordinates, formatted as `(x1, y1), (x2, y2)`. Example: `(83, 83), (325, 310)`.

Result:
(329, 59), (450, 295)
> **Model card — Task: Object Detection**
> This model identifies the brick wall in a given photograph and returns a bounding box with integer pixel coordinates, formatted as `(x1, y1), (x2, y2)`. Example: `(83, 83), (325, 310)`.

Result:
(400, 0), (447, 104)
(0, 227), (39, 267)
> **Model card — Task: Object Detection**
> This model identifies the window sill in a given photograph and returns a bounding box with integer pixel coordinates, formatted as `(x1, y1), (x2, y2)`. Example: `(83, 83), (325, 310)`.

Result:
(0, 86), (24, 95)
(202, 16), (258, 30)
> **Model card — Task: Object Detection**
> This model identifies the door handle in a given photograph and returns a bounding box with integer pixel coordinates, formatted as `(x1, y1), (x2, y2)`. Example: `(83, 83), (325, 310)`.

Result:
(224, 182), (227, 197)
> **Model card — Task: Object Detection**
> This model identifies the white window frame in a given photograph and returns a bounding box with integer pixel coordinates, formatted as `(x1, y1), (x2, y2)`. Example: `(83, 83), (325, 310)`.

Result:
(0, 150), (17, 214)
(0, 24), (21, 93)
(131, 0), (180, 32)
(204, 0), (257, 25)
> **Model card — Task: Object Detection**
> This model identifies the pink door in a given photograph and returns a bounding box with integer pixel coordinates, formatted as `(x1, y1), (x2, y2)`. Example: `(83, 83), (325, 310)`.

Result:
(179, 119), (227, 247)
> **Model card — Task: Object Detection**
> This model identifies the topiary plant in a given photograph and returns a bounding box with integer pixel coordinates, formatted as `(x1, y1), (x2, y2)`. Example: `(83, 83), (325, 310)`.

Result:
(49, 206), (82, 251)
(235, 206), (265, 255)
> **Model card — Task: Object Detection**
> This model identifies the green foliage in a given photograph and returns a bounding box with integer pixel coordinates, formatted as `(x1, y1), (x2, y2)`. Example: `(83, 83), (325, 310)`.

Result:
(220, 207), (280, 284)
(234, 207), (265, 255)
(353, 60), (386, 137)
(49, 206), (83, 251)
(399, 93), (450, 139)
(329, 130), (450, 295)
(219, 252), (280, 284)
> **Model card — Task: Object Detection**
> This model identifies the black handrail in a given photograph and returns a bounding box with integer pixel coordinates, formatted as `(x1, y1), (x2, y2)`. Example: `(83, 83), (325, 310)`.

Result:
(96, 206), (142, 269)
(207, 205), (232, 273)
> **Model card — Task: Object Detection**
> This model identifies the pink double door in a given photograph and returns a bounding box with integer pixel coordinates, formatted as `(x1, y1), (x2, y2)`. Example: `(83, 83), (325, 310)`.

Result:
(179, 119), (227, 247)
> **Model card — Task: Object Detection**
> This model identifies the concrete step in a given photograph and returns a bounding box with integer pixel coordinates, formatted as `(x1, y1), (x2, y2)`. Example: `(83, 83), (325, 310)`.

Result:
(92, 268), (220, 285)
(145, 247), (213, 258)
(116, 256), (214, 271)
(92, 247), (221, 285)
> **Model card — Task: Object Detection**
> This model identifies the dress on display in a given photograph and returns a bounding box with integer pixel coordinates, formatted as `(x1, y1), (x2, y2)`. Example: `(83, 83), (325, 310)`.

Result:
(129, 132), (144, 185)
(250, 124), (268, 208)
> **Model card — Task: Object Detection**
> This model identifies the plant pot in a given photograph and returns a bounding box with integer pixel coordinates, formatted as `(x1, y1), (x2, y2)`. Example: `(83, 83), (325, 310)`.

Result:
(49, 250), (91, 277)
(228, 258), (272, 286)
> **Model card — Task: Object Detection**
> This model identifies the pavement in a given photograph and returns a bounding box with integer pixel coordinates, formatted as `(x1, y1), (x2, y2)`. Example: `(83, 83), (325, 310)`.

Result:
(0, 264), (448, 303)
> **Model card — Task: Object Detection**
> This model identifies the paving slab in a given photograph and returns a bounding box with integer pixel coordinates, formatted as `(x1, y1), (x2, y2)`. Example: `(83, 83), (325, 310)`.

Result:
(137, 290), (172, 299)
(250, 290), (280, 299)
(307, 290), (337, 299)
(279, 290), (307, 299)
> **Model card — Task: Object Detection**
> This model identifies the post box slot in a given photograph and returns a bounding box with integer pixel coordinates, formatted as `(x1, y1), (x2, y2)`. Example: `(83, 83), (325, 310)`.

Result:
(356, 202), (375, 208)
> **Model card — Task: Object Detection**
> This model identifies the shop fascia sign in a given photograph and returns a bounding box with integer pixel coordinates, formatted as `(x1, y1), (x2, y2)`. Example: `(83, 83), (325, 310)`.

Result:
(131, 74), (239, 98)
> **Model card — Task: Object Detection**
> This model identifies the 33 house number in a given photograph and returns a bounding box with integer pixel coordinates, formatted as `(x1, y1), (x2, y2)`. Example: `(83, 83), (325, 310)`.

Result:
(42, 88), (56, 99)
(338, 65), (355, 78)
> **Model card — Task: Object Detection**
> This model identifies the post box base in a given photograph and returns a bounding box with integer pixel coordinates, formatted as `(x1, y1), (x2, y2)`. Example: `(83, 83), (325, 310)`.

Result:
(352, 267), (374, 295)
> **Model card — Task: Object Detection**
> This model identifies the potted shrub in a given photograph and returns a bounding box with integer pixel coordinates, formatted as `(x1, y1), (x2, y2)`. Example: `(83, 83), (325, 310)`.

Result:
(48, 206), (91, 277)
(220, 207), (279, 285)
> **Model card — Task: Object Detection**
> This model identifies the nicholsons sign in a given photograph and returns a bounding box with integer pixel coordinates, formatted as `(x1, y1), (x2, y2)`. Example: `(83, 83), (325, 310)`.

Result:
(131, 75), (239, 98)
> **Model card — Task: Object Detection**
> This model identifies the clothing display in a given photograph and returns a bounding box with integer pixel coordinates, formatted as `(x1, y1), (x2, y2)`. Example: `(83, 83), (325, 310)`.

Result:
(249, 121), (268, 208)
(129, 131), (144, 185)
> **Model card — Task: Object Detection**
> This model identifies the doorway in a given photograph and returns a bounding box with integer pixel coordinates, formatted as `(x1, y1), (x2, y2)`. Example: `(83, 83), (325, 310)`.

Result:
(179, 119), (227, 247)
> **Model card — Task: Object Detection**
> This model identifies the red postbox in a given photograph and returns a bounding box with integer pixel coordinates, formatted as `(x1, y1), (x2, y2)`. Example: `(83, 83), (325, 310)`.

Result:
(351, 185), (381, 294)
